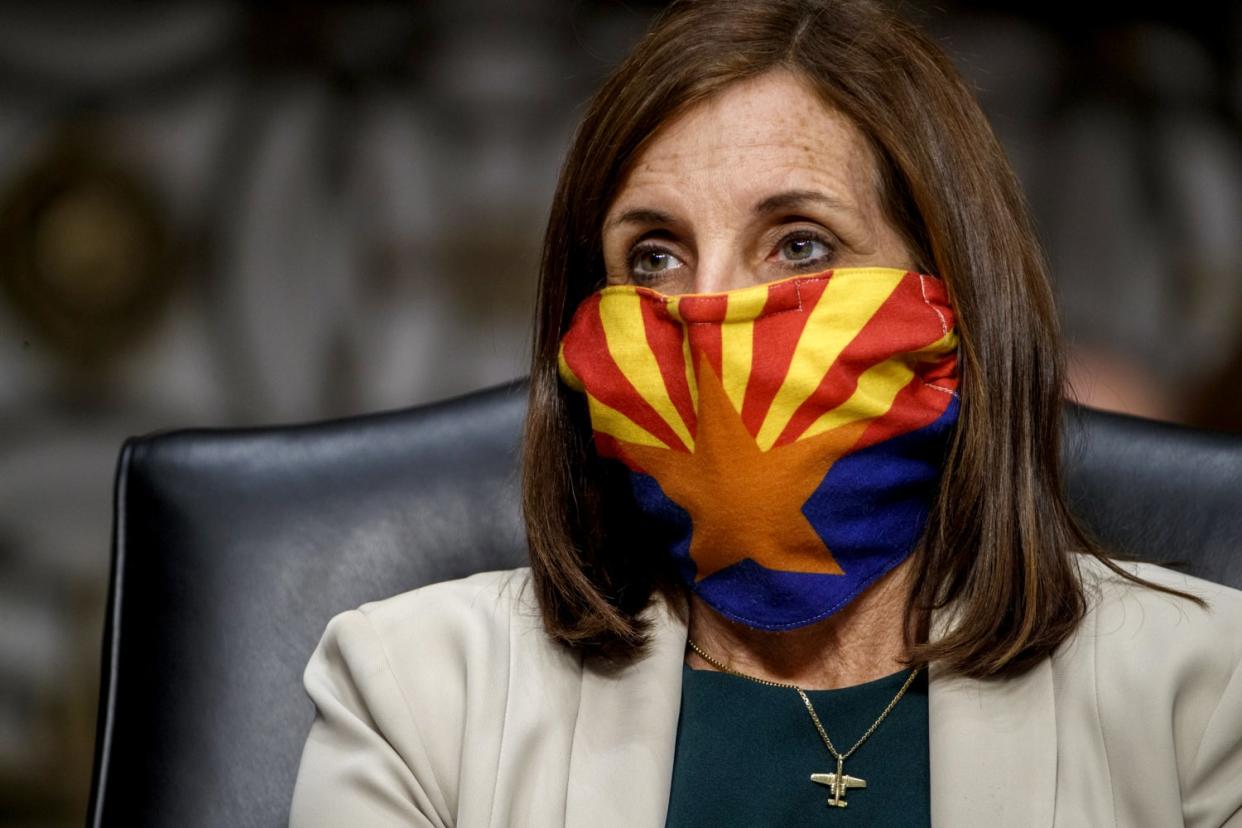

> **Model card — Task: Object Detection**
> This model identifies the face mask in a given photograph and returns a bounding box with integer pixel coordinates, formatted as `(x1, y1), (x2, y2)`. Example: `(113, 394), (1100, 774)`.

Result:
(557, 266), (960, 630)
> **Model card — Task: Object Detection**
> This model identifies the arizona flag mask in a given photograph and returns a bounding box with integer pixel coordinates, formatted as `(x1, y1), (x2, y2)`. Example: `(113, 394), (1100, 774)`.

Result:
(557, 266), (961, 630)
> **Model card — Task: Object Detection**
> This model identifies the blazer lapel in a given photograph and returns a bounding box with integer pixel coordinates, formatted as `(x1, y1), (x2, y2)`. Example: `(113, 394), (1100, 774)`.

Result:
(562, 596), (1059, 828)
(927, 606), (1058, 828)
(563, 595), (689, 828)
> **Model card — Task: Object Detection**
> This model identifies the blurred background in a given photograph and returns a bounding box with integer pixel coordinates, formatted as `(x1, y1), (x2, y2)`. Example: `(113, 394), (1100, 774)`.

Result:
(0, 1), (1239, 824)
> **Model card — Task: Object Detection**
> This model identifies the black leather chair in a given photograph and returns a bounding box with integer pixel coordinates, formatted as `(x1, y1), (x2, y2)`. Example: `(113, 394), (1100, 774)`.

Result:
(86, 377), (1242, 827)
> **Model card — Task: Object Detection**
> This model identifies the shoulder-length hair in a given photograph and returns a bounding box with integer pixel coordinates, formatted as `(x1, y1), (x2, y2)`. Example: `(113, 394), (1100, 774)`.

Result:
(520, 0), (1204, 678)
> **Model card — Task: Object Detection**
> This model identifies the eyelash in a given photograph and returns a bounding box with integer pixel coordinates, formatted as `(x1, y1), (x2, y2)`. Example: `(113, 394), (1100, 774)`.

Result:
(625, 230), (836, 282)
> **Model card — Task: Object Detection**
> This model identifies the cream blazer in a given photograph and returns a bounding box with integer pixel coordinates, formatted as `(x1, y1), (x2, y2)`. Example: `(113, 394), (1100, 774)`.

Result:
(289, 555), (1242, 827)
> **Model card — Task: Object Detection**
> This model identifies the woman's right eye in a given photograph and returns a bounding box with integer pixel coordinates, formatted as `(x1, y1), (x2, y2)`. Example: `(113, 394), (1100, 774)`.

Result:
(627, 243), (685, 283)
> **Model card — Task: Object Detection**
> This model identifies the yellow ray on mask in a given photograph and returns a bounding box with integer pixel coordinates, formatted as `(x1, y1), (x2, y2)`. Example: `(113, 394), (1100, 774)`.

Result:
(557, 342), (584, 392)
(719, 313), (754, 414)
(755, 269), (905, 451)
(681, 328), (698, 412)
(720, 281), (772, 320)
(598, 292), (695, 449)
(915, 329), (960, 359)
(800, 357), (914, 440)
(586, 394), (670, 449)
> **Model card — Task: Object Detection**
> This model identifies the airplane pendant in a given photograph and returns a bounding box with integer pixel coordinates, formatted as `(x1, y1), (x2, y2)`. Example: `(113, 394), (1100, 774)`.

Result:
(810, 756), (866, 808)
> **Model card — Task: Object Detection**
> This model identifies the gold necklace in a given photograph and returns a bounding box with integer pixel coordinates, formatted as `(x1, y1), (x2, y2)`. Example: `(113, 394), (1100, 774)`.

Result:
(686, 637), (923, 810)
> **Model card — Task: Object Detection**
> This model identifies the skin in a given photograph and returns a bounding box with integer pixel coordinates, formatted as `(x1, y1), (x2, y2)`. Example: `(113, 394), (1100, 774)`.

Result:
(600, 68), (925, 690)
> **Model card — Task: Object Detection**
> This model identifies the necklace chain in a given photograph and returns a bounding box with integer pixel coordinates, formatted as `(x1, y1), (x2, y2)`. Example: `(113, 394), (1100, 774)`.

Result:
(685, 637), (922, 762)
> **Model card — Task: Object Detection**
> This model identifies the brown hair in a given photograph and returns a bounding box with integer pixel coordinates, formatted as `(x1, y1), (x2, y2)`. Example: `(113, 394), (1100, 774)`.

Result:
(520, 0), (1205, 678)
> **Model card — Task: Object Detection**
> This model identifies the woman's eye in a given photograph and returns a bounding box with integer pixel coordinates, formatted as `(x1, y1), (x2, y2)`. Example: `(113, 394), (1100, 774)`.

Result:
(627, 244), (684, 281)
(774, 232), (834, 269)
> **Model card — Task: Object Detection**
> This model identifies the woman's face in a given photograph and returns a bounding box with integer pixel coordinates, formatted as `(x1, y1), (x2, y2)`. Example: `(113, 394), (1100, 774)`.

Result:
(602, 69), (915, 296)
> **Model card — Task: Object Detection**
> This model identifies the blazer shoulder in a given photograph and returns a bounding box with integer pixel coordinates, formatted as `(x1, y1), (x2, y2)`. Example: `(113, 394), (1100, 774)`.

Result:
(303, 565), (548, 746)
(1071, 553), (1242, 733)
(1065, 554), (1242, 725)
(354, 566), (541, 648)
(1077, 553), (1242, 646)
(293, 568), (545, 826)
(303, 566), (542, 718)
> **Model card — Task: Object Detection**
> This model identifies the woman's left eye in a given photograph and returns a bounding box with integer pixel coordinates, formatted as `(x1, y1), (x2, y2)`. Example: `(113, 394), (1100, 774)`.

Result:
(774, 232), (833, 268)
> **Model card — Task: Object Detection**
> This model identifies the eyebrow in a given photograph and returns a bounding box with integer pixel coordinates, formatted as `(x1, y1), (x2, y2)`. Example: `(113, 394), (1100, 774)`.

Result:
(752, 188), (852, 217)
(605, 207), (678, 231)
(604, 189), (851, 232)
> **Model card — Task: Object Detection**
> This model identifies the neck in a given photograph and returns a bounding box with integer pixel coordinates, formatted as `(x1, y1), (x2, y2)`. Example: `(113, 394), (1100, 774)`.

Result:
(684, 556), (922, 690)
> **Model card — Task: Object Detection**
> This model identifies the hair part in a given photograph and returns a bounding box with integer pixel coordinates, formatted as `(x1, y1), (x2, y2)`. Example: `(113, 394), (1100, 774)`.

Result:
(520, 0), (1205, 677)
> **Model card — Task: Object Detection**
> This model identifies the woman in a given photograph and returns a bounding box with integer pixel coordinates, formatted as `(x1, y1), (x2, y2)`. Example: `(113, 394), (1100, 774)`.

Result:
(289, 0), (1242, 825)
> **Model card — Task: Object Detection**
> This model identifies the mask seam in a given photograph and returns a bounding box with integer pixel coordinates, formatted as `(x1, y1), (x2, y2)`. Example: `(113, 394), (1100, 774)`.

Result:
(915, 272), (960, 399)
(703, 551), (908, 630)
(643, 273), (832, 325)
(917, 273), (950, 336)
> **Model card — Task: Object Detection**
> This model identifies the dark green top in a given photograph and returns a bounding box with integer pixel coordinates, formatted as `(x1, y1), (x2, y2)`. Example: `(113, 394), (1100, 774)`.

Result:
(665, 660), (931, 827)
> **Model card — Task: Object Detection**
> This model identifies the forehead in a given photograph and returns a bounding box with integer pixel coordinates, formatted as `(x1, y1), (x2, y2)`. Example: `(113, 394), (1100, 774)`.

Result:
(611, 70), (880, 215)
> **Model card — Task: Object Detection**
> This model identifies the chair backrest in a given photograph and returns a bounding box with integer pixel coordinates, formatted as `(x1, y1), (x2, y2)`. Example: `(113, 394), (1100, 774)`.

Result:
(86, 378), (1242, 826)
(1062, 403), (1242, 588)
(88, 378), (530, 828)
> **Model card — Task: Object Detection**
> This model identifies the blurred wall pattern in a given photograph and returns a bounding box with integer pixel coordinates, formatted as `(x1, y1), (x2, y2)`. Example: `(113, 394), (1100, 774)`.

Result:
(0, 1), (1238, 825)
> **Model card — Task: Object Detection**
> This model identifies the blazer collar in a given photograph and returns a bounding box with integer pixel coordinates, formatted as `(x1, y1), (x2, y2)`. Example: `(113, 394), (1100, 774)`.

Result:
(563, 594), (1058, 828)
